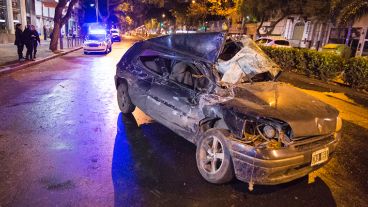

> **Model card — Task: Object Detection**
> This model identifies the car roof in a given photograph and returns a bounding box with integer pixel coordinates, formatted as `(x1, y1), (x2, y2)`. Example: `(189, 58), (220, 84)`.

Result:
(143, 32), (226, 64)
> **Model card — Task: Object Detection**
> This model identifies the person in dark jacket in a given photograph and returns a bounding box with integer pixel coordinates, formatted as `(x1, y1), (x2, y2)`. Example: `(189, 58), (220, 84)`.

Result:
(30, 25), (40, 59)
(14, 23), (24, 61)
(23, 25), (34, 60)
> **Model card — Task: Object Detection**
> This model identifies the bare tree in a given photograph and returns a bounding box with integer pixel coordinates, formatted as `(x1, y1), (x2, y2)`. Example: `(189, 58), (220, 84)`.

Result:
(49, 0), (79, 52)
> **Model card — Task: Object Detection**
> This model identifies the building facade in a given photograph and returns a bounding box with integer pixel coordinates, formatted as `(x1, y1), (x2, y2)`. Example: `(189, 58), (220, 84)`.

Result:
(0, 0), (80, 44)
(260, 14), (368, 57)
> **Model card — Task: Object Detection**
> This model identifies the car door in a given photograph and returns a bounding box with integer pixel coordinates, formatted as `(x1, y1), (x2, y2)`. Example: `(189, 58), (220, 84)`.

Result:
(126, 56), (154, 112)
(146, 59), (206, 140)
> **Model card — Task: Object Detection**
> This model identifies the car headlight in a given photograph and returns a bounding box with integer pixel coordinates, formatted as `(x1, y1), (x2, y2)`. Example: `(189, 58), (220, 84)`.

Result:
(336, 116), (342, 132)
(263, 125), (276, 139)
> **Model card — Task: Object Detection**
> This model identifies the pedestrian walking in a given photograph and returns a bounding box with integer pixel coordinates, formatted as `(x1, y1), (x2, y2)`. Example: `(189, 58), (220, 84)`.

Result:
(30, 25), (40, 59)
(23, 25), (34, 60)
(14, 23), (24, 61)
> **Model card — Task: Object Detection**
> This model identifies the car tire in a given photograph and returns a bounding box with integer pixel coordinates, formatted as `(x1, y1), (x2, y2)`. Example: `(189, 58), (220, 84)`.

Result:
(117, 82), (135, 114)
(196, 129), (234, 184)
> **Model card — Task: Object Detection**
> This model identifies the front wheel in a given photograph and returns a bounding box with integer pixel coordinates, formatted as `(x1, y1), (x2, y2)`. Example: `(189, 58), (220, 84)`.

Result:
(117, 82), (135, 113)
(196, 129), (234, 184)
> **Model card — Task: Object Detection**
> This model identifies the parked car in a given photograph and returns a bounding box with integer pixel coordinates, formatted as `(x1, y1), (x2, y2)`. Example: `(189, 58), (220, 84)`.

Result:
(115, 33), (341, 188)
(110, 29), (121, 42)
(322, 44), (352, 59)
(256, 37), (292, 48)
(83, 29), (112, 54)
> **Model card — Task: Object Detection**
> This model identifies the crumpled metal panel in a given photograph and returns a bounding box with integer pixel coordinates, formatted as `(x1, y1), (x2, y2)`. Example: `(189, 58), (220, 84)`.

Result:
(222, 82), (339, 137)
(145, 32), (226, 63)
(218, 37), (281, 83)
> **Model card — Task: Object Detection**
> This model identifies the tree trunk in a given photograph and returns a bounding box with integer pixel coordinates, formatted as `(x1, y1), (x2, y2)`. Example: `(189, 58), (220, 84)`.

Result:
(49, 20), (61, 51)
(49, 0), (79, 52)
(256, 16), (265, 36)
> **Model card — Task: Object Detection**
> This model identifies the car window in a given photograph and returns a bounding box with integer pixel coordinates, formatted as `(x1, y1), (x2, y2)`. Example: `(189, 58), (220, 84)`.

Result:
(87, 34), (106, 41)
(274, 40), (290, 46)
(256, 39), (271, 44)
(138, 56), (171, 75)
(169, 61), (209, 91)
(219, 40), (242, 61)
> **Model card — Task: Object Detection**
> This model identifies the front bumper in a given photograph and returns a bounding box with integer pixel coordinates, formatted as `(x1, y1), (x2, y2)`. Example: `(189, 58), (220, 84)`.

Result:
(84, 46), (106, 52)
(228, 133), (340, 185)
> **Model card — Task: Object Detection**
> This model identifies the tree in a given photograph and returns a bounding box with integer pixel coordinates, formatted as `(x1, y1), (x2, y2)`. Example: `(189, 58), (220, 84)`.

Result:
(114, 2), (135, 30)
(237, 0), (331, 36)
(49, 0), (79, 52)
(208, 0), (237, 17)
(188, 1), (209, 23)
(335, 0), (368, 25)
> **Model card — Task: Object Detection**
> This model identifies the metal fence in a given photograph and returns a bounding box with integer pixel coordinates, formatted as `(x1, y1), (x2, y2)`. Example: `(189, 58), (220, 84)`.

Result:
(59, 36), (83, 49)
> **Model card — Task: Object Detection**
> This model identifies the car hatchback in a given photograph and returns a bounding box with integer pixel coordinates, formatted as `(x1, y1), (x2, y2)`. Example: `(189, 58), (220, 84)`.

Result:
(115, 33), (341, 189)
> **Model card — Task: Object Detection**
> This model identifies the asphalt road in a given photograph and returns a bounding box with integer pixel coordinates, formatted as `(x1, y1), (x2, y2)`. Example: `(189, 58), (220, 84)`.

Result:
(0, 36), (367, 207)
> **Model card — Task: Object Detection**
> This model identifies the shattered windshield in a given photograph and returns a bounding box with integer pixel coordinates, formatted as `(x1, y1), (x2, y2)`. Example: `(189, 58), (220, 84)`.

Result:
(217, 37), (281, 84)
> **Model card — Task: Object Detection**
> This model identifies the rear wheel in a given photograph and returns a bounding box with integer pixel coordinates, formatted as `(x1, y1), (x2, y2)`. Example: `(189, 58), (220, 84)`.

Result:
(196, 129), (234, 184)
(117, 82), (135, 113)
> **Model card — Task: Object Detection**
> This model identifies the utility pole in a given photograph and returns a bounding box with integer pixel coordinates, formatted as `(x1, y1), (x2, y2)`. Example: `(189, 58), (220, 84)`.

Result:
(95, 0), (99, 23)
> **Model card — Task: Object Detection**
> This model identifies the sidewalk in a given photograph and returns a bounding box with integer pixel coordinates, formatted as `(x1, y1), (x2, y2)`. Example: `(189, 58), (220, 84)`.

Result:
(280, 71), (368, 108)
(0, 38), (82, 74)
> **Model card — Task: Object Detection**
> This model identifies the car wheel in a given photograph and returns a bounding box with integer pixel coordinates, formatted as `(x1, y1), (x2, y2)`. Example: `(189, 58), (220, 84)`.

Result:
(196, 129), (234, 184)
(117, 82), (135, 113)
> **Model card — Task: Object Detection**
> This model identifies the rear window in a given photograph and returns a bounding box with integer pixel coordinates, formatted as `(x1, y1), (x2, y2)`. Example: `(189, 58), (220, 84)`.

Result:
(274, 40), (290, 46)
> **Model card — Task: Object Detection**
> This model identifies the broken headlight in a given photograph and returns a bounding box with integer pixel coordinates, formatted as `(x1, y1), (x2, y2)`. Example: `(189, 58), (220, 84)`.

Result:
(242, 118), (292, 149)
(262, 125), (276, 139)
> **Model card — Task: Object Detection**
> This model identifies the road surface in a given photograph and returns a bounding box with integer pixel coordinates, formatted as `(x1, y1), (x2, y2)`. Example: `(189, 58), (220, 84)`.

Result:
(0, 36), (367, 207)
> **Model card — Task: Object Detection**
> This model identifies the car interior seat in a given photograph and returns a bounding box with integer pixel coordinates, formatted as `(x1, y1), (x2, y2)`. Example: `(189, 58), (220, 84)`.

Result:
(169, 62), (193, 87)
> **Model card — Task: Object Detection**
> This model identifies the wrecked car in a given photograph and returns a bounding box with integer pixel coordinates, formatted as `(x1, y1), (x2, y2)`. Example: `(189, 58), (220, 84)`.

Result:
(114, 32), (342, 188)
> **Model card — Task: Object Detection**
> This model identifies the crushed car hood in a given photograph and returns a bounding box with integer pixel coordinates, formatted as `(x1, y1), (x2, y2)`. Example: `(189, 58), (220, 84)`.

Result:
(222, 82), (339, 137)
(146, 32), (226, 63)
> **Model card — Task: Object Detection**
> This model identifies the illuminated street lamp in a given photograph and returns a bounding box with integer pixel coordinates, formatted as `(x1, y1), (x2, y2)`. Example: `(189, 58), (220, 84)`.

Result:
(162, 13), (166, 18)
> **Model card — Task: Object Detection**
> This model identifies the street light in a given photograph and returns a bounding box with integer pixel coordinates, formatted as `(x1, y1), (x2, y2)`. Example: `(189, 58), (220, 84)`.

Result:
(192, 0), (196, 3)
(162, 13), (166, 18)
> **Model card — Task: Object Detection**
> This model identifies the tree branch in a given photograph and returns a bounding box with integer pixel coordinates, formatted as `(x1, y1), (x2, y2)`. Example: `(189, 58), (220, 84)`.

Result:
(266, 14), (288, 35)
(61, 0), (79, 25)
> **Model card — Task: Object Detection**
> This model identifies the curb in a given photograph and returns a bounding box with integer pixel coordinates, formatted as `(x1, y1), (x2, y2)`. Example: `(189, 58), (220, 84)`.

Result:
(0, 46), (82, 75)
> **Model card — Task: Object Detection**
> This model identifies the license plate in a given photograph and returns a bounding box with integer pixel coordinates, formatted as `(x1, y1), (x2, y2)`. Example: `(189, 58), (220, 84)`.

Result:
(311, 147), (329, 166)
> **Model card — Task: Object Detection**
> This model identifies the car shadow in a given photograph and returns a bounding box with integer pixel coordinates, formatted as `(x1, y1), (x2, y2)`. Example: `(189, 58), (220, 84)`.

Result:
(112, 113), (337, 207)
